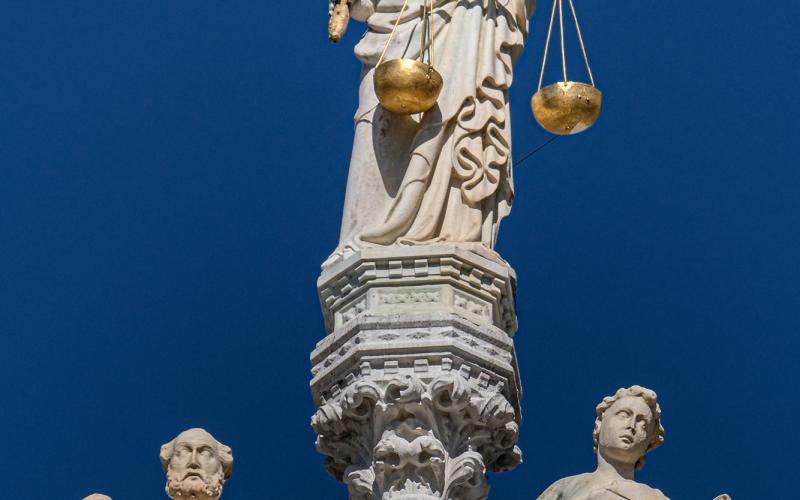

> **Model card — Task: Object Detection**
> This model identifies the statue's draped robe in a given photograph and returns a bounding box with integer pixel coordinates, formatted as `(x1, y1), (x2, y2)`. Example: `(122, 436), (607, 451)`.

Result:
(329, 0), (534, 263)
(537, 474), (670, 500)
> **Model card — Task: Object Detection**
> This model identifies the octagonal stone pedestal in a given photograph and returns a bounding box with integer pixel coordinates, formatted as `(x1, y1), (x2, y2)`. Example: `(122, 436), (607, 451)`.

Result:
(310, 245), (523, 500)
(317, 244), (517, 336)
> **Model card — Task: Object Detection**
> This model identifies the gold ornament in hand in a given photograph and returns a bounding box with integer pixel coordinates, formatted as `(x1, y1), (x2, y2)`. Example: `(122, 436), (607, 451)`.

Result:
(328, 0), (351, 43)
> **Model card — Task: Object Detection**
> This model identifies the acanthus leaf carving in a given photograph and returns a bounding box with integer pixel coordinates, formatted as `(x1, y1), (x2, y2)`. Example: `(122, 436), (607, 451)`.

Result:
(312, 360), (519, 498)
(429, 372), (472, 413)
(342, 380), (382, 420)
(472, 392), (515, 426)
(443, 451), (490, 500)
(311, 401), (345, 434)
(385, 375), (425, 404)
(344, 465), (375, 500)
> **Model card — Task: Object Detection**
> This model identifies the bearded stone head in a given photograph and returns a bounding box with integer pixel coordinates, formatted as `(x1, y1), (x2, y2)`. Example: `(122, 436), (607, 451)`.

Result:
(160, 428), (233, 500)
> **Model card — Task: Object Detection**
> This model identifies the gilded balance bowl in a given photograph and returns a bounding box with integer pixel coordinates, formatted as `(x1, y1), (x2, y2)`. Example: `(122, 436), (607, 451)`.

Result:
(374, 59), (443, 114)
(531, 81), (602, 135)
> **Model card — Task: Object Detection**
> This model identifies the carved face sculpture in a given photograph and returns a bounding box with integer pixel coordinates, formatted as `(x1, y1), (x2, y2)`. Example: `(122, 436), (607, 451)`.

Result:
(161, 428), (233, 500)
(597, 395), (655, 467)
(373, 422), (447, 500)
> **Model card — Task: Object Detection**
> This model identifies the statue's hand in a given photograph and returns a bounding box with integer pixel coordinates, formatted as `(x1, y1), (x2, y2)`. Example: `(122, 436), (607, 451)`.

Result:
(349, 0), (376, 22)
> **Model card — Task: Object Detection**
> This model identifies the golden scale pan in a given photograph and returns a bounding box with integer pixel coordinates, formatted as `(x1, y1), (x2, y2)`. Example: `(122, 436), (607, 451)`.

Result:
(532, 0), (602, 135)
(329, 0), (601, 134)
(372, 0), (443, 114)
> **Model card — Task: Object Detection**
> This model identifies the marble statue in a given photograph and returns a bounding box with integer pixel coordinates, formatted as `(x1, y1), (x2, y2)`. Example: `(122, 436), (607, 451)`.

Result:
(160, 428), (233, 500)
(324, 0), (536, 267)
(537, 385), (669, 500)
(83, 495), (111, 500)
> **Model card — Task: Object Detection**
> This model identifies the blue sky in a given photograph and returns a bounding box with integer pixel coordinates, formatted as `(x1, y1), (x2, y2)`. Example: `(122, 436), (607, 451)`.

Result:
(1, 1), (798, 498)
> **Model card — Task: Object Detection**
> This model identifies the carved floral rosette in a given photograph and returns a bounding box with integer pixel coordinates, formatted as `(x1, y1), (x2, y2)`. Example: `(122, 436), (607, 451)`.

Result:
(311, 366), (521, 500)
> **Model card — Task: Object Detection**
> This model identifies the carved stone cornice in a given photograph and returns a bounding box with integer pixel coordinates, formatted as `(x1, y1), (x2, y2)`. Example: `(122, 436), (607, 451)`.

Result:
(310, 313), (520, 415)
(317, 244), (517, 335)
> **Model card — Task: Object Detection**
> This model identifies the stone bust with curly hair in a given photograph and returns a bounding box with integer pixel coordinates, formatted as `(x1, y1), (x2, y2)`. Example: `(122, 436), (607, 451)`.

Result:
(537, 385), (669, 500)
(160, 428), (233, 500)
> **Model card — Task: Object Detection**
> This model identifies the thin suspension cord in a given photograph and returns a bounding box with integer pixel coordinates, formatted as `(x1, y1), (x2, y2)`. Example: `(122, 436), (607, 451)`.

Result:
(537, 0), (559, 90)
(567, 0), (595, 86)
(429, 0), (435, 67)
(515, 136), (559, 166)
(419, 0), (427, 61)
(377, 0), (411, 68)
(558, 0), (567, 82)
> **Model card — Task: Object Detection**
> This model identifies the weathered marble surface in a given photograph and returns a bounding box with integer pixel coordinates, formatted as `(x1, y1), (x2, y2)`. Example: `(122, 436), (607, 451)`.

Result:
(316, 1), (536, 491)
(324, 0), (536, 267)
(311, 245), (522, 499)
(317, 243), (517, 335)
(160, 428), (233, 500)
(537, 386), (669, 500)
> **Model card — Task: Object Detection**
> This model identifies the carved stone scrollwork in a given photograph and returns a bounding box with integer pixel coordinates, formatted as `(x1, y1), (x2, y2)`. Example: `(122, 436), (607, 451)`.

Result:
(312, 370), (520, 500)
